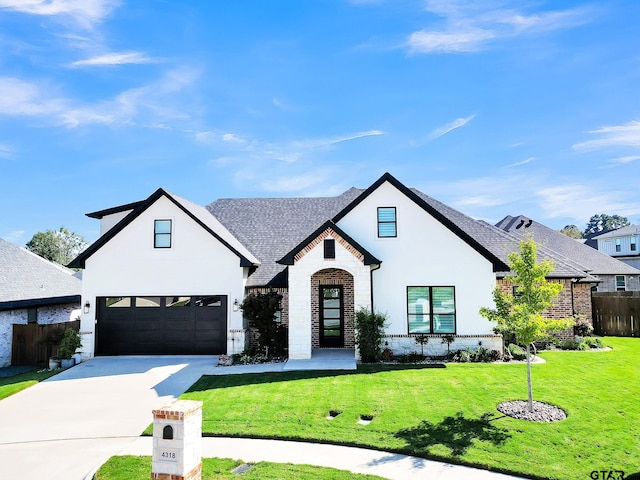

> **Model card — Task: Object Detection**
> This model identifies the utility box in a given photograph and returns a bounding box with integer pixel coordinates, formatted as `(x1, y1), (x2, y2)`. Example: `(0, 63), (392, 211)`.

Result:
(151, 400), (203, 480)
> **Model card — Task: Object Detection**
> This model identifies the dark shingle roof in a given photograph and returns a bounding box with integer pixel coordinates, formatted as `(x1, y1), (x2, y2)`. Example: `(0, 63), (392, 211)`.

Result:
(0, 238), (81, 309)
(207, 188), (363, 286)
(496, 215), (640, 276)
(410, 192), (597, 280)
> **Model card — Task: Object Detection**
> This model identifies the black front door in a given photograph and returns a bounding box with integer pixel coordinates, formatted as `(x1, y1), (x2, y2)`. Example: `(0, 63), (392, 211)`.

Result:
(320, 286), (344, 347)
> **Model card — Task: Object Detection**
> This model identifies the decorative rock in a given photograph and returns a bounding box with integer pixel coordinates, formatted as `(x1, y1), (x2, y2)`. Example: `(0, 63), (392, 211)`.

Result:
(497, 400), (566, 422)
(217, 355), (233, 367)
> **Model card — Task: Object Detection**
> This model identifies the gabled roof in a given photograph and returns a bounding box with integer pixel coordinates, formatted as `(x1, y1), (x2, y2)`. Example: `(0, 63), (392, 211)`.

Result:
(0, 238), (81, 311)
(68, 188), (259, 269)
(592, 224), (640, 240)
(277, 220), (382, 266)
(332, 172), (510, 272)
(496, 215), (640, 276)
(207, 188), (363, 286)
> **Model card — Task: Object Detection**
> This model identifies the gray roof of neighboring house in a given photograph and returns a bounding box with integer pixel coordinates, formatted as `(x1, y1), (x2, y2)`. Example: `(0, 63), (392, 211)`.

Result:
(207, 188), (363, 286)
(592, 224), (640, 240)
(0, 238), (81, 309)
(495, 215), (640, 276)
(410, 192), (598, 281)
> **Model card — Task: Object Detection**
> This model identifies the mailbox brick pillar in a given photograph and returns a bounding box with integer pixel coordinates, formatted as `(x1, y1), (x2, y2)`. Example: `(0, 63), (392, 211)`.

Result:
(151, 400), (203, 480)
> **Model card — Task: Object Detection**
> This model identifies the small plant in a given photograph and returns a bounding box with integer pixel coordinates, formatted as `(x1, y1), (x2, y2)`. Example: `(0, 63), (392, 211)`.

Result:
(441, 335), (455, 358)
(507, 343), (527, 361)
(490, 349), (503, 362)
(57, 329), (82, 360)
(398, 351), (424, 363)
(354, 308), (387, 363)
(451, 348), (472, 363)
(560, 338), (581, 350)
(472, 346), (492, 363)
(583, 337), (604, 349)
(574, 319), (593, 337)
(414, 335), (429, 356)
(381, 347), (394, 361)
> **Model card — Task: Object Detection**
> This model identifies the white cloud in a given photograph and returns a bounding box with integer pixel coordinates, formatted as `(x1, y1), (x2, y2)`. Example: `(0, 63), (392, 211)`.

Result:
(0, 143), (13, 159)
(222, 133), (244, 143)
(536, 184), (640, 221)
(505, 157), (534, 168)
(427, 115), (475, 140)
(1, 229), (25, 243)
(0, 0), (119, 28)
(69, 51), (157, 67)
(609, 155), (640, 165)
(408, 2), (592, 54)
(0, 68), (199, 128)
(0, 77), (67, 117)
(573, 120), (640, 151)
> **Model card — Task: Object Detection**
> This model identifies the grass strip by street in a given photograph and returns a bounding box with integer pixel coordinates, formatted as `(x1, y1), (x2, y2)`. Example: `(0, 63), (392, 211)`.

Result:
(176, 337), (639, 480)
(94, 455), (388, 480)
(0, 368), (59, 400)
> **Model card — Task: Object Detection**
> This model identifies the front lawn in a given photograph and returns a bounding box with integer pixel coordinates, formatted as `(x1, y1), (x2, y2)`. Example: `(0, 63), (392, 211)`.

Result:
(0, 368), (59, 400)
(95, 455), (387, 480)
(180, 337), (640, 480)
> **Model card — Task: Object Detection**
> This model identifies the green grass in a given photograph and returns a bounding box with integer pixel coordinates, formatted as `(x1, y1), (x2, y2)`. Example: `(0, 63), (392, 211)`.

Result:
(94, 455), (387, 480)
(178, 337), (640, 480)
(0, 368), (59, 400)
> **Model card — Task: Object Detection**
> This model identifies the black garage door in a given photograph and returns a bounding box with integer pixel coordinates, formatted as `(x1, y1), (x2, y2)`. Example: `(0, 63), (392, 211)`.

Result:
(96, 296), (227, 355)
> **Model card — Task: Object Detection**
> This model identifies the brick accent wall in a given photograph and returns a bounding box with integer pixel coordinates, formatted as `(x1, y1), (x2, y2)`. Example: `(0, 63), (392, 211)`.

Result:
(496, 278), (593, 340)
(311, 269), (355, 348)
(294, 227), (365, 264)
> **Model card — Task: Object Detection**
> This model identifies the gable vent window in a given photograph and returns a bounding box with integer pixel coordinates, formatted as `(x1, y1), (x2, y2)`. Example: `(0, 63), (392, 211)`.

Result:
(154, 219), (172, 248)
(324, 239), (336, 259)
(377, 207), (397, 238)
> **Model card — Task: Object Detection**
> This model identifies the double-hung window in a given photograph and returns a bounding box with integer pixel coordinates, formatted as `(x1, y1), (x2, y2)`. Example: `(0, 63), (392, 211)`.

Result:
(407, 286), (456, 334)
(154, 219), (172, 248)
(377, 207), (397, 237)
(615, 238), (622, 252)
(631, 236), (637, 252)
(615, 275), (626, 291)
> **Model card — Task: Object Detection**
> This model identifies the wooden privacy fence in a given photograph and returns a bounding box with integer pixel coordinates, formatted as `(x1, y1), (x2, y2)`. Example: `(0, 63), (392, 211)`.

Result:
(592, 292), (640, 337)
(11, 320), (80, 367)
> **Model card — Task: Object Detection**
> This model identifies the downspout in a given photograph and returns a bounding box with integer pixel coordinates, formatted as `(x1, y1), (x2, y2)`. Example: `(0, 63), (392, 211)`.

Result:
(370, 263), (381, 312)
(570, 279), (577, 317)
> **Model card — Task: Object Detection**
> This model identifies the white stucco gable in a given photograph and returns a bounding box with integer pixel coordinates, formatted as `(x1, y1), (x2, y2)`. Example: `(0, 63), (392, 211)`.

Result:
(332, 175), (500, 344)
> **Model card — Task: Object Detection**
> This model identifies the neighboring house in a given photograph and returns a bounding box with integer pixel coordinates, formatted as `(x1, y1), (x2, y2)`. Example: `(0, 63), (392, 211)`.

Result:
(496, 216), (640, 293)
(0, 238), (82, 367)
(591, 225), (640, 272)
(70, 173), (597, 360)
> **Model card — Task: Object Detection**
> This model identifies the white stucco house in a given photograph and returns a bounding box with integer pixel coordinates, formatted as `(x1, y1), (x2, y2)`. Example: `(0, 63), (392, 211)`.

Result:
(70, 173), (597, 360)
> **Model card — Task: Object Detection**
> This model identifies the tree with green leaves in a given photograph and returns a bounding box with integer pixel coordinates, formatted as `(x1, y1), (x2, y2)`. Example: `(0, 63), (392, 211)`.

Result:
(26, 227), (87, 266)
(584, 214), (630, 236)
(480, 237), (574, 412)
(241, 290), (287, 356)
(559, 225), (583, 239)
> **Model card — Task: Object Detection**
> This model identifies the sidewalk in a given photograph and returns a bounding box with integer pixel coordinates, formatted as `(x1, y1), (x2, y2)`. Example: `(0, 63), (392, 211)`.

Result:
(123, 436), (526, 480)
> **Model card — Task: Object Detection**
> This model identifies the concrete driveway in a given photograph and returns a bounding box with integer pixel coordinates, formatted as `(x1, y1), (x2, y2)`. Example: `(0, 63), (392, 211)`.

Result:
(0, 356), (217, 480)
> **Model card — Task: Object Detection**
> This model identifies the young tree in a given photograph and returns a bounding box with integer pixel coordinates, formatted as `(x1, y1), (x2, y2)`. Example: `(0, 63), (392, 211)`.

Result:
(480, 237), (574, 412)
(26, 227), (87, 266)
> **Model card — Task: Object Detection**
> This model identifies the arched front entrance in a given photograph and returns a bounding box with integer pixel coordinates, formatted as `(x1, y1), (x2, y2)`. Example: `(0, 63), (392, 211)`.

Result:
(311, 268), (355, 349)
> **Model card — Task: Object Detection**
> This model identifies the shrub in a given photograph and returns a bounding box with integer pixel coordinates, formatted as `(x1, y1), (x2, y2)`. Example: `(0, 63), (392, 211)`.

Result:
(508, 343), (527, 361)
(490, 349), (503, 362)
(472, 346), (492, 363)
(57, 328), (82, 359)
(451, 349), (472, 363)
(398, 351), (424, 364)
(381, 347), (394, 361)
(354, 308), (387, 363)
(584, 337), (604, 349)
(414, 335), (429, 355)
(574, 319), (593, 337)
(241, 291), (286, 356)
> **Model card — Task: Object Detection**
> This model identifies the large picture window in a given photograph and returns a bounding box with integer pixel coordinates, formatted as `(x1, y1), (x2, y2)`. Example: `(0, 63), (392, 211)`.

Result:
(407, 286), (455, 334)
(154, 219), (172, 248)
(377, 207), (397, 237)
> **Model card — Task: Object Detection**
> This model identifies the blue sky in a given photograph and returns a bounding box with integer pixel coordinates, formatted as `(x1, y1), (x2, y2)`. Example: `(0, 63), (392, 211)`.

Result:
(1, 0), (639, 246)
